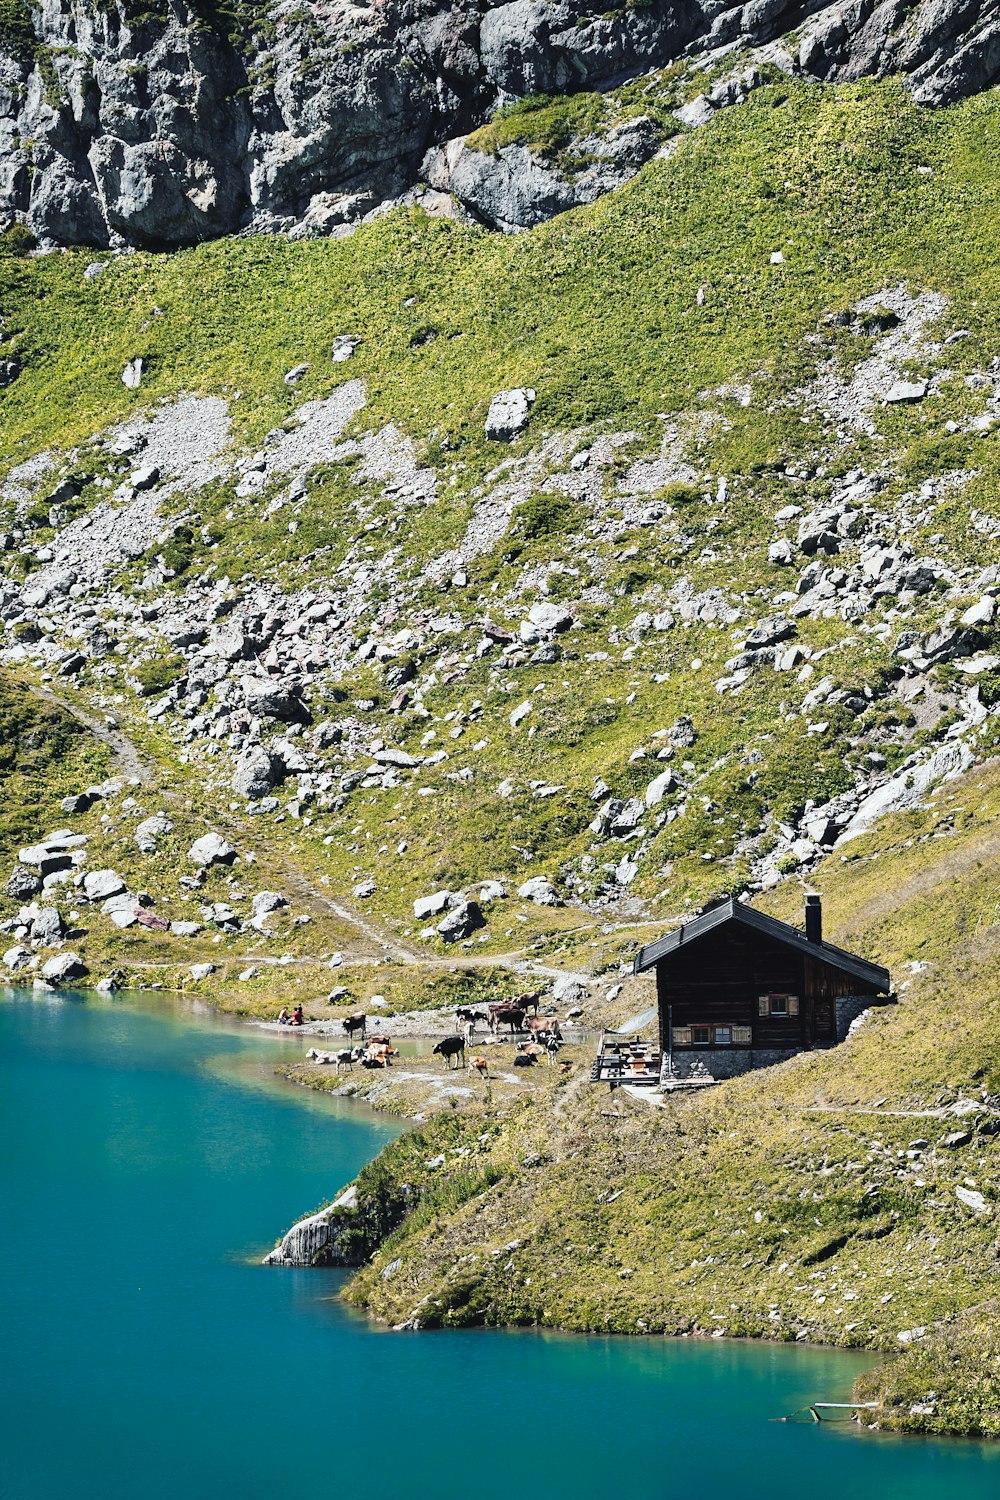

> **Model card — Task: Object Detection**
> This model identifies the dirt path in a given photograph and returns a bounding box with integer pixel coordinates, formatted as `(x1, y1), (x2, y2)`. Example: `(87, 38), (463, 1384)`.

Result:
(26, 681), (154, 784)
(269, 847), (607, 983)
(25, 675), (647, 992)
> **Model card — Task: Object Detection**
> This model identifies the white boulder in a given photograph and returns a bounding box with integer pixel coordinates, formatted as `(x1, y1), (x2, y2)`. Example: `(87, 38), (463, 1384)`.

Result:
(188, 833), (237, 867)
(517, 876), (560, 906)
(84, 869), (127, 902)
(485, 388), (535, 441)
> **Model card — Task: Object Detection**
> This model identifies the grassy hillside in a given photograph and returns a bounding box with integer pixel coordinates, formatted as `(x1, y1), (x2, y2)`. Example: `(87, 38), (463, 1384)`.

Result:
(2, 83), (999, 460)
(0, 80), (996, 974)
(334, 760), (1000, 1432)
(0, 674), (110, 847)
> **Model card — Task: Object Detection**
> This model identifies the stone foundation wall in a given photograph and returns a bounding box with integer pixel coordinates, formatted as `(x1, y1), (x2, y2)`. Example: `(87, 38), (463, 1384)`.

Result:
(662, 1048), (801, 1083)
(835, 994), (879, 1042)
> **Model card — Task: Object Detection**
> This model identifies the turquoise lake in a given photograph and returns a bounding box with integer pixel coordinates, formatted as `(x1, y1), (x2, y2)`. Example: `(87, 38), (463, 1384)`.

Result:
(3, 988), (1000, 1500)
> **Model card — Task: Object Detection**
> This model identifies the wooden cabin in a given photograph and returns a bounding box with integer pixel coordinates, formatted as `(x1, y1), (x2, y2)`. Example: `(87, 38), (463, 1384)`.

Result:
(631, 895), (891, 1085)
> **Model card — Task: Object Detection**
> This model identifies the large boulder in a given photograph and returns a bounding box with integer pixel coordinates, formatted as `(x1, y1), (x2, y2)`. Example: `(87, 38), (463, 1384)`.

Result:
(83, 869), (127, 902)
(134, 815), (173, 854)
(171, 920), (203, 937)
(743, 616), (795, 651)
(251, 891), (287, 927)
(413, 889), (454, 920)
(60, 792), (97, 814)
(6, 865), (42, 901)
(240, 676), (310, 723)
(41, 952), (88, 982)
(17, 845), (74, 878)
(104, 895), (141, 929)
(485, 388), (536, 441)
(517, 876), (561, 905)
(437, 900), (485, 942)
(252, 890), (288, 919)
(188, 833), (237, 868)
(590, 797), (645, 837)
(524, 600), (573, 636)
(644, 768), (679, 807)
(29, 907), (65, 942)
(232, 748), (285, 800)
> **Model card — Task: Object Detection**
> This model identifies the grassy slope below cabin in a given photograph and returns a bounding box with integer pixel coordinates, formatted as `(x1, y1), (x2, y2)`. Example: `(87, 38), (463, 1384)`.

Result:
(333, 760), (1000, 1436)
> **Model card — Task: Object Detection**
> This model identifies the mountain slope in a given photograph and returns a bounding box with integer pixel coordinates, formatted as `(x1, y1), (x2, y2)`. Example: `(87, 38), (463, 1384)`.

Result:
(0, 82), (996, 995)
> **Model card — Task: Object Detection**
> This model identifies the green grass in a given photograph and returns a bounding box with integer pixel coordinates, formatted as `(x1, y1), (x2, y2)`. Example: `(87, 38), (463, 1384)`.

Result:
(2, 82), (998, 467)
(466, 92), (614, 159)
(0, 674), (110, 850)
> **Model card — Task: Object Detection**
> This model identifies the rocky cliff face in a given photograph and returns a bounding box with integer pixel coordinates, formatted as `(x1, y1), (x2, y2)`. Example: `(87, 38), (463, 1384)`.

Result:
(1, 0), (998, 248)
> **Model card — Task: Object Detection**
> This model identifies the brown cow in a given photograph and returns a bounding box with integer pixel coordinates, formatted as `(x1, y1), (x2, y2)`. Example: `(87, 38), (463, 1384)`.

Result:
(363, 1041), (397, 1069)
(516, 988), (543, 1016)
(489, 1006), (525, 1035)
(342, 1013), (367, 1040)
(526, 1016), (562, 1042)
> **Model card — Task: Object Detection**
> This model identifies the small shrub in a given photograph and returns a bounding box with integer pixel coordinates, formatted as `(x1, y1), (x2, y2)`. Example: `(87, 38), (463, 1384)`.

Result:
(133, 652), (184, 696)
(975, 670), (1000, 709)
(656, 479), (702, 506)
(1, 223), (35, 258)
(156, 525), (194, 576)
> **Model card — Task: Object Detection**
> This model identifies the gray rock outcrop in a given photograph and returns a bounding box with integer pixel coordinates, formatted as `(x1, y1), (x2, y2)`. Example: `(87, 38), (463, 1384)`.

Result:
(232, 747), (284, 801)
(424, 113), (663, 232)
(1, 0), (997, 248)
(263, 1184), (363, 1266)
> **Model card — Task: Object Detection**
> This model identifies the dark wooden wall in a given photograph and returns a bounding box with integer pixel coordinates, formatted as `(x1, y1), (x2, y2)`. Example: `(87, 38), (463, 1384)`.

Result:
(655, 925), (881, 1051)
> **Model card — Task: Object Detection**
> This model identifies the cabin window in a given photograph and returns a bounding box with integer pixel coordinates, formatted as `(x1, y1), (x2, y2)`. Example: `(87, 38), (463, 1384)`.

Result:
(732, 1026), (752, 1045)
(714, 1026), (732, 1045)
(691, 1025), (711, 1047)
(672, 1026), (692, 1046)
(758, 994), (799, 1017)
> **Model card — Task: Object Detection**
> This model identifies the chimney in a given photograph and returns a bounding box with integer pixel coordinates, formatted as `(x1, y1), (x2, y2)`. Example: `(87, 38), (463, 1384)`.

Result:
(805, 894), (823, 944)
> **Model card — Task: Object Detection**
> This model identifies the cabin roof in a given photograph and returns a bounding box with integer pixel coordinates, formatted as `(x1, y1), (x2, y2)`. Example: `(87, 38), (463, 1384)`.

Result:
(632, 897), (891, 992)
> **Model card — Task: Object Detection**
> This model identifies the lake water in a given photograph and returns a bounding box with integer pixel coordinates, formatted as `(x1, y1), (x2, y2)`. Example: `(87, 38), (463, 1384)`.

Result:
(3, 988), (999, 1500)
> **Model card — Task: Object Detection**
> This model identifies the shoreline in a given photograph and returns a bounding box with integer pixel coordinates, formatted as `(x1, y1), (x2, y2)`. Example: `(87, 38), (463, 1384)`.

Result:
(9, 981), (993, 1444)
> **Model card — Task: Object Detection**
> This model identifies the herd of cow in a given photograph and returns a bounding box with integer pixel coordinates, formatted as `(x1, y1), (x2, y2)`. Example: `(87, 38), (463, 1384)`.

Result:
(432, 996), (565, 1077)
(320, 995), (567, 1079)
